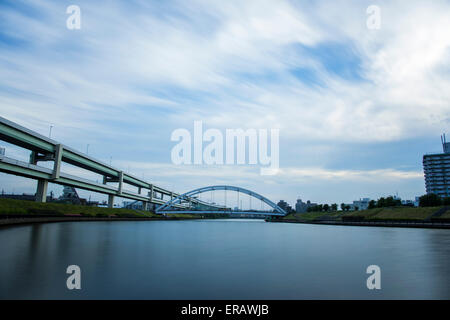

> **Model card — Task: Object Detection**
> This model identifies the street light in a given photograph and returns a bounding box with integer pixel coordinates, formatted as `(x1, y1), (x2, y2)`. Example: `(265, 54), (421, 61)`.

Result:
(49, 125), (53, 138)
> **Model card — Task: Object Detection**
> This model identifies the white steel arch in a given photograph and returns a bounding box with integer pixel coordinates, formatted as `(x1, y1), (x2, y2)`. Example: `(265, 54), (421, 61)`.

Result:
(156, 185), (287, 216)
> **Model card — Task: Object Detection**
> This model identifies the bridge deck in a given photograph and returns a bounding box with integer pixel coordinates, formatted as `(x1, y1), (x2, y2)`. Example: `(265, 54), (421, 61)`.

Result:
(160, 210), (284, 216)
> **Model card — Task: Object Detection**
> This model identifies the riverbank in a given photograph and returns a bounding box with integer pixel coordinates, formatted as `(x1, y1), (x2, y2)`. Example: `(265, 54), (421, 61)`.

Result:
(269, 206), (450, 229)
(0, 198), (160, 217)
(269, 218), (450, 229)
(0, 198), (201, 228)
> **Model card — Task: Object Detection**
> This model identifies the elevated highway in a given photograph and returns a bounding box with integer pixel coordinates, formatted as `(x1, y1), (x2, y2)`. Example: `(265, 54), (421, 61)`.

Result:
(0, 116), (217, 210)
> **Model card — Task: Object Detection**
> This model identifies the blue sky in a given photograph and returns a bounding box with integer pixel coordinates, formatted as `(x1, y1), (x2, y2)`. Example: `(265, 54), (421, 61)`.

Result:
(1, 0), (449, 206)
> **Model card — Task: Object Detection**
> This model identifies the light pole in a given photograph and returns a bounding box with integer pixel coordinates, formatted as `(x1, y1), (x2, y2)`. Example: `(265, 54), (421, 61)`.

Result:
(49, 125), (53, 138)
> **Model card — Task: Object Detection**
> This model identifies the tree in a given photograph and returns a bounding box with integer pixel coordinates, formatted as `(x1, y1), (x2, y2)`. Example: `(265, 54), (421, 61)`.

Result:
(376, 196), (401, 208)
(419, 194), (442, 207)
(340, 203), (346, 211)
(385, 196), (401, 207)
(309, 205), (321, 212)
(345, 205), (351, 211)
(323, 204), (330, 212)
(331, 203), (338, 211)
(368, 200), (376, 209)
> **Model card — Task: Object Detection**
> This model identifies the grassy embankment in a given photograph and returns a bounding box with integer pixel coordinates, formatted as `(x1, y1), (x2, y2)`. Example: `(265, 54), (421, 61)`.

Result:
(0, 198), (196, 219)
(440, 210), (450, 219)
(282, 206), (450, 222)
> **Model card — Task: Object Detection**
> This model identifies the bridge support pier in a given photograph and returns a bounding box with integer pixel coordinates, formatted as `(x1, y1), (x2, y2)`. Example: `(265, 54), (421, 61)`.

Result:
(118, 171), (123, 195)
(108, 194), (114, 208)
(143, 201), (149, 211)
(29, 151), (38, 165)
(35, 179), (48, 202)
(51, 144), (63, 179)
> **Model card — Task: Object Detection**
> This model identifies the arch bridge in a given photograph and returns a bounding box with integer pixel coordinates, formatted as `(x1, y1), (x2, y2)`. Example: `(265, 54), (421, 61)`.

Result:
(156, 185), (287, 216)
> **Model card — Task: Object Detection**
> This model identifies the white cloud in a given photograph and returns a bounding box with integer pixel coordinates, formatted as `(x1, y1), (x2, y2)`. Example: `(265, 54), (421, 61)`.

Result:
(0, 0), (447, 202)
(1, 0), (449, 142)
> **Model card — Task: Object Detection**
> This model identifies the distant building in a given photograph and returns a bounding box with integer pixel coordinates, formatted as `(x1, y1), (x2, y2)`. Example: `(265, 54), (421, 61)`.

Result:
(277, 200), (288, 210)
(0, 193), (36, 201)
(58, 186), (82, 205)
(123, 200), (143, 210)
(401, 199), (415, 206)
(277, 200), (292, 213)
(400, 196), (424, 207)
(414, 196), (420, 207)
(123, 200), (154, 211)
(423, 134), (450, 198)
(295, 199), (307, 213)
(352, 198), (371, 211)
(0, 189), (55, 202)
(295, 198), (317, 213)
(57, 186), (98, 206)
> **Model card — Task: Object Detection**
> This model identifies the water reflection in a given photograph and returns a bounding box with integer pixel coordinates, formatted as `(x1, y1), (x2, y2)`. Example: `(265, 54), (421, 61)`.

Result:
(0, 220), (449, 299)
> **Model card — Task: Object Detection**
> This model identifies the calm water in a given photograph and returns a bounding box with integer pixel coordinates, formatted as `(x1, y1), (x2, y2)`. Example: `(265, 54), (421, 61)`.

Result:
(0, 219), (449, 299)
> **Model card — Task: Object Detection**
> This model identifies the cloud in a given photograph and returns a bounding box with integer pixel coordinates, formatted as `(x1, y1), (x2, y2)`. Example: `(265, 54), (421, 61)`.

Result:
(0, 0), (447, 203)
(1, 0), (449, 141)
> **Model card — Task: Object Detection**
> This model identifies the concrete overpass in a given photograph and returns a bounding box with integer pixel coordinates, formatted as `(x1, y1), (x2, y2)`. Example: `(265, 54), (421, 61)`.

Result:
(0, 116), (219, 210)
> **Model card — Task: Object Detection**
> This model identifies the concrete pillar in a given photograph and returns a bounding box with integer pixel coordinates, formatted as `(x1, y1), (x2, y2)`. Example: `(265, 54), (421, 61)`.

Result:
(143, 201), (149, 211)
(29, 151), (38, 165)
(149, 185), (154, 202)
(118, 171), (123, 195)
(108, 194), (114, 208)
(51, 144), (63, 180)
(35, 179), (48, 202)
(138, 187), (141, 194)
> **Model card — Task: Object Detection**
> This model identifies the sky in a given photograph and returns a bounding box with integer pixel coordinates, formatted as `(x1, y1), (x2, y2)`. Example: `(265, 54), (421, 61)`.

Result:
(0, 0), (449, 207)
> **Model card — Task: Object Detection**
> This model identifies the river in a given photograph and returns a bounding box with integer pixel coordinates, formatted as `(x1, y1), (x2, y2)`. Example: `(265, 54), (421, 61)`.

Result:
(0, 219), (449, 299)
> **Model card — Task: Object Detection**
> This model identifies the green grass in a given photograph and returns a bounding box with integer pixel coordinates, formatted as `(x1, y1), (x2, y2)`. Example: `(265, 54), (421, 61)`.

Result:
(282, 206), (449, 222)
(342, 206), (442, 221)
(165, 213), (199, 219)
(283, 211), (342, 221)
(0, 198), (204, 220)
(0, 198), (159, 218)
(438, 208), (450, 219)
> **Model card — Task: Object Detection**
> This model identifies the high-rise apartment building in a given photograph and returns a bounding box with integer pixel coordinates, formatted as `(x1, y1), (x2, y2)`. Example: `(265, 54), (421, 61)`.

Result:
(423, 134), (450, 198)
